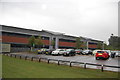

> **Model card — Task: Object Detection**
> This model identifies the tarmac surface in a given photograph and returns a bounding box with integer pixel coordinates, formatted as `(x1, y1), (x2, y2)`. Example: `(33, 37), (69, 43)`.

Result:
(11, 52), (120, 72)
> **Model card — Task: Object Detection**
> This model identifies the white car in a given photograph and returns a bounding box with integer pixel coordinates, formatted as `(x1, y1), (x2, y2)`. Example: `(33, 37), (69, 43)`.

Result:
(111, 51), (120, 57)
(93, 50), (102, 55)
(115, 51), (120, 57)
(51, 49), (66, 55)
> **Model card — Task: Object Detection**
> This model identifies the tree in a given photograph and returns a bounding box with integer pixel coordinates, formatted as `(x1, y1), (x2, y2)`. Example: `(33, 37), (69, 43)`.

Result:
(28, 35), (36, 51)
(75, 37), (82, 49)
(35, 35), (43, 48)
(103, 42), (107, 50)
(108, 35), (120, 50)
(82, 41), (86, 50)
(97, 42), (102, 49)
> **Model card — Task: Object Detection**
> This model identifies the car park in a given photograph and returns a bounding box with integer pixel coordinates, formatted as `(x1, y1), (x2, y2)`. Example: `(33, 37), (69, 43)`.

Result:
(63, 49), (76, 56)
(75, 49), (83, 55)
(82, 50), (92, 55)
(51, 49), (66, 55)
(95, 51), (109, 60)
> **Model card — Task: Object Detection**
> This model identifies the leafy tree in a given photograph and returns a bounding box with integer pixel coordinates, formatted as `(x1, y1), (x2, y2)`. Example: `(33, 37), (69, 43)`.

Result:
(82, 41), (87, 50)
(35, 35), (43, 48)
(97, 42), (102, 49)
(75, 37), (82, 49)
(108, 35), (120, 50)
(103, 42), (107, 50)
(28, 35), (36, 51)
(106, 45), (114, 50)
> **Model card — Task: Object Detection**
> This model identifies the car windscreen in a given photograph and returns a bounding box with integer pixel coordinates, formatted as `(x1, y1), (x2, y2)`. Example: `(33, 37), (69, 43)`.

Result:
(97, 51), (104, 53)
(66, 49), (73, 51)
(56, 49), (61, 51)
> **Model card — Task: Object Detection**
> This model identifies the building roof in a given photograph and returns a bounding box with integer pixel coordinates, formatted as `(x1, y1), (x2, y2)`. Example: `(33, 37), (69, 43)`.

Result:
(1, 25), (103, 42)
(42, 30), (64, 35)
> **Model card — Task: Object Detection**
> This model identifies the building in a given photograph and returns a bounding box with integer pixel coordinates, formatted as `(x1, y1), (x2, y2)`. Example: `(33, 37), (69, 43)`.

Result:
(1, 25), (103, 52)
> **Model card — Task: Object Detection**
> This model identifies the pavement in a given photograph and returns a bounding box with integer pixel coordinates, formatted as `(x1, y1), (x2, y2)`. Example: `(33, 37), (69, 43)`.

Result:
(11, 52), (120, 72)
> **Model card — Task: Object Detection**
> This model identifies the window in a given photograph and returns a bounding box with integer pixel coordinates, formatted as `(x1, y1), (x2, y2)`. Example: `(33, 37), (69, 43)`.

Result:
(59, 39), (75, 42)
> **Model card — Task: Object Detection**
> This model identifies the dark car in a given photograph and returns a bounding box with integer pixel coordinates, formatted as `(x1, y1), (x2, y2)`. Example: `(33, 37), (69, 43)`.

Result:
(45, 49), (55, 55)
(82, 50), (93, 55)
(38, 48), (47, 54)
(75, 49), (83, 55)
(63, 49), (76, 56)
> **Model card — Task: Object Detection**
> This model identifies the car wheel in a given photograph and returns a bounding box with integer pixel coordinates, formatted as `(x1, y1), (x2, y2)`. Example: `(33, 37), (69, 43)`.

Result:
(96, 57), (99, 60)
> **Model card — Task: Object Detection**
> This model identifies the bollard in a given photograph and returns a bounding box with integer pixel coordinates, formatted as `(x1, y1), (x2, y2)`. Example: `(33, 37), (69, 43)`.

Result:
(31, 57), (33, 61)
(58, 60), (60, 65)
(70, 62), (72, 67)
(15, 55), (16, 58)
(10, 54), (12, 57)
(25, 56), (27, 60)
(48, 59), (50, 64)
(84, 63), (87, 69)
(38, 58), (41, 62)
(20, 56), (21, 59)
(101, 65), (104, 72)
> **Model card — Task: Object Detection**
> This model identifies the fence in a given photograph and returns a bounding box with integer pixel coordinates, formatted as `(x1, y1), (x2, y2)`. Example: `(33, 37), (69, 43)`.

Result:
(11, 48), (30, 52)
(3, 53), (120, 72)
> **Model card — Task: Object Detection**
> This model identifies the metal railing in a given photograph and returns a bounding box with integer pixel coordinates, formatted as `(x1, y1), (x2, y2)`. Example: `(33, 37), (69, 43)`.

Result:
(3, 53), (120, 72)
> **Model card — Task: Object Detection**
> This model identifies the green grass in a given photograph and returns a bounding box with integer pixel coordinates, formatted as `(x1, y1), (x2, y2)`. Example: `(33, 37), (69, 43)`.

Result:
(2, 55), (118, 78)
(0, 54), (2, 78)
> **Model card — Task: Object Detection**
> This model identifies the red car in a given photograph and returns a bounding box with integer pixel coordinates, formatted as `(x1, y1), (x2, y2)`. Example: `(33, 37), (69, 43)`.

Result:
(95, 51), (110, 60)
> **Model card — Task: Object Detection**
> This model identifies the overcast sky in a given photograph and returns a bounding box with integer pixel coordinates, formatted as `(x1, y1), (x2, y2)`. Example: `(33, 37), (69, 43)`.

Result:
(0, 0), (119, 44)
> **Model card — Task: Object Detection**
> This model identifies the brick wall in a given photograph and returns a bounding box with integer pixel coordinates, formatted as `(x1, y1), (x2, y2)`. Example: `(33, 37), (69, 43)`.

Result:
(2, 35), (49, 45)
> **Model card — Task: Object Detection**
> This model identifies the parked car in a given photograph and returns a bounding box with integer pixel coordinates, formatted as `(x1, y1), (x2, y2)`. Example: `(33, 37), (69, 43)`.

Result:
(102, 50), (112, 56)
(63, 49), (76, 56)
(111, 51), (120, 57)
(51, 49), (66, 55)
(82, 50), (92, 55)
(115, 51), (120, 57)
(93, 50), (102, 55)
(75, 49), (83, 55)
(38, 48), (47, 54)
(45, 49), (55, 55)
(95, 51), (109, 60)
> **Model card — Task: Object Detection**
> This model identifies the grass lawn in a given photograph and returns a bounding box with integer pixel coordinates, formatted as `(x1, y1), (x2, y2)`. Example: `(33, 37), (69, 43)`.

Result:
(2, 55), (118, 78)
(0, 54), (2, 78)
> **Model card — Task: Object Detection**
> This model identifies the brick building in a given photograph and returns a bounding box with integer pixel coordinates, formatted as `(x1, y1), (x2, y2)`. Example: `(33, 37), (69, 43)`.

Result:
(1, 25), (103, 52)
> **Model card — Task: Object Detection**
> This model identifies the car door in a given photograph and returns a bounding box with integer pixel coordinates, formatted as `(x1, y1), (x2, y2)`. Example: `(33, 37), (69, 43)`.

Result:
(59, 49), (65, 54)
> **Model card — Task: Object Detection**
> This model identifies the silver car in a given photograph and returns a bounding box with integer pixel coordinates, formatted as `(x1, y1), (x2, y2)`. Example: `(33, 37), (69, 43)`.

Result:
(51, 49), (66, 55)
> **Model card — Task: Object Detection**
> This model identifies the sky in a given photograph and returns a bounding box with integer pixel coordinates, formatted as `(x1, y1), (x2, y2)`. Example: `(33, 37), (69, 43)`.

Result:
(0, 0), (119, 44)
